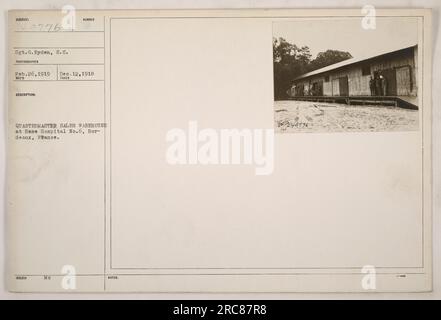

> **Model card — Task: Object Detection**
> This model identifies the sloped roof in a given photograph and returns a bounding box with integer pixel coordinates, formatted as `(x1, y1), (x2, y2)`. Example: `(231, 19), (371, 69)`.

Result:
(294, 44), (417, 81)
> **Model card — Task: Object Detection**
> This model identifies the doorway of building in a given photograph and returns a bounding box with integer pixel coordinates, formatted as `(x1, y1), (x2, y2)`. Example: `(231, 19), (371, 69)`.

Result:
(338, 76), (349, 96)
(311, 80), (323, 96)
(381, 69), (397, 96)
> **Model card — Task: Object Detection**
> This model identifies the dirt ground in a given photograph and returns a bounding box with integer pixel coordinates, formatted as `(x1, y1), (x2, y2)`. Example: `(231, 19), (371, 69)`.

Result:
(274, 100), (419, 133)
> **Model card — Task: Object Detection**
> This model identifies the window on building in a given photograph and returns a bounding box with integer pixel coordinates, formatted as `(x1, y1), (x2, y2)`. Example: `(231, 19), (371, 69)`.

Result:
(324, 75), (330, 82)
(362, 65), (371, 76)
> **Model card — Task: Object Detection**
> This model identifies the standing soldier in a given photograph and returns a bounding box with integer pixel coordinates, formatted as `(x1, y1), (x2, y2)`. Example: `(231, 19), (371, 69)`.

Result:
(369, 75), (375, 96)
(374, 72), (382, 96)
(380, 74), (388, 96)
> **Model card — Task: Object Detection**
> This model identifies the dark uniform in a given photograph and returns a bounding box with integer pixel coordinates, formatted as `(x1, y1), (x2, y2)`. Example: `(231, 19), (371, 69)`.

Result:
(369, 77), (375, 96)
(375, 76), (382, 96)
(380, 76), (388, 96)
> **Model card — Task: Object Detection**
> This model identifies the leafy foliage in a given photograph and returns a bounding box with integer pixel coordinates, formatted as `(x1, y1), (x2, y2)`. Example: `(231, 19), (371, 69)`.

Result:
(309, 50), (353, 71)
(273, 37), (352, 100)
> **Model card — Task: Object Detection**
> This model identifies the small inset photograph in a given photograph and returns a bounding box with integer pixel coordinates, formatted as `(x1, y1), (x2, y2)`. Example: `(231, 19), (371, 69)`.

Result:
(273, 18), (419, 133)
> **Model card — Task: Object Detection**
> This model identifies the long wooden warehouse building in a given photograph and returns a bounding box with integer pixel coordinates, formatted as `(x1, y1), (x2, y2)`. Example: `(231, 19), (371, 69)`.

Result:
(289, 44), (418, 109)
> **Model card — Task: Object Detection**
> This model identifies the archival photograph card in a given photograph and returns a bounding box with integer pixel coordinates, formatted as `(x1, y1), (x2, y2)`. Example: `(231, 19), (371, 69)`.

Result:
(7, 8), (432, 293)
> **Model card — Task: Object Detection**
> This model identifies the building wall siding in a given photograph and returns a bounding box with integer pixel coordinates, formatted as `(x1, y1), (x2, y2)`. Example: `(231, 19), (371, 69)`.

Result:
(331, 78), (340, 96)
(323, 81), (333, 96)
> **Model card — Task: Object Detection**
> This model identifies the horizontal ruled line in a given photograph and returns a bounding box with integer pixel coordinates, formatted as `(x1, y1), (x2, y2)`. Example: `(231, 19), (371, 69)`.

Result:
(13, 47), (104, 49)
(14, 30), (104, 33)
(14, 63), (104, 66)
(14, 80), (104, 82)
